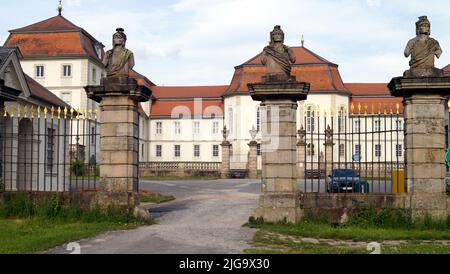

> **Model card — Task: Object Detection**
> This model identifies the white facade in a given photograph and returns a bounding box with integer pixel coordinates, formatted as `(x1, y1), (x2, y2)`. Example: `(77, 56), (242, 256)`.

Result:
(148, 117), (223, 163)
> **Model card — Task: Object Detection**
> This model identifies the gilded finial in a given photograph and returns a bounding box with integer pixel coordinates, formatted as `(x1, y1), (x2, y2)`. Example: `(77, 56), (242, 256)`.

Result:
(57, 107), (62, 120)
(64, 106), (68, 119)
(51, 106), (55, 119)
(3, 103), (7, 117)
(43, 107), (48, 119)
(30, 106), (35, 119)
(396, 103), (400, 114)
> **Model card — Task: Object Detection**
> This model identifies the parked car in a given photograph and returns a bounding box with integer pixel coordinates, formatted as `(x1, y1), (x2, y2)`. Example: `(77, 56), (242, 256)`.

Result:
(327, 169), (369, 193)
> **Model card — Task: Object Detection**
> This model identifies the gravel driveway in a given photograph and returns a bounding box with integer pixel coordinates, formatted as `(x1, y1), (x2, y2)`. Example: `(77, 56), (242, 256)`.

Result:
(46, 179), (260, 254)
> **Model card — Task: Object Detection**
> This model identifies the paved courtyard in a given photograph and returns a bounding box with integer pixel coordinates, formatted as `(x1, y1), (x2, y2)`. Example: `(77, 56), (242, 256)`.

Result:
(47, 179), (260, 254)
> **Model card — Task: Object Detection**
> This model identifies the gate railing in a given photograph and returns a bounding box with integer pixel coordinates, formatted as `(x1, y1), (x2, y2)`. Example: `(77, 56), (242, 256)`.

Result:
(298, 103), (405, 194)
(0, 103), (100, 193)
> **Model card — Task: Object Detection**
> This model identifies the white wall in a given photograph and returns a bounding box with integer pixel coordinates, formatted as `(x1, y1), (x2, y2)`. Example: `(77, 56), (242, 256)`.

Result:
(148, 118), (223, 162)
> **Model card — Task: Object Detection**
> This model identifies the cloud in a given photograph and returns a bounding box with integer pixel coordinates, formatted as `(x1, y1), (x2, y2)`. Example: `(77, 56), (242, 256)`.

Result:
(366, 0), (381, 7)
(9, 0), (448, 86)
(67, 0), (81, 7)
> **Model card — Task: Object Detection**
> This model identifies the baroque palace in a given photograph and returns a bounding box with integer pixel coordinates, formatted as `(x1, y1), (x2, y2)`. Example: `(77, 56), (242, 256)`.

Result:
(3, 8), (450, 176)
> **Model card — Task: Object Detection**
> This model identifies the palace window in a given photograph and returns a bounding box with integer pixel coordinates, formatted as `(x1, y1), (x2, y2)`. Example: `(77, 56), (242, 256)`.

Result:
(212, 121), (219, 135)
(257, 144), (262, 156)
(46, 128), (55, 172)
(36, 66), (45, 78)
(91, 126), (95, 144)
(156, 122), (162, 135)
(92, 68), (97, 84)
(156, 145), (162, 157)
(193, 121), (200, 135)
(338, 106), (345, 133)
(306, 105), (315, 132)
(174, 122), (181, 135)
(375, 144), (382, 158)
(339, 144), (345, 157)
(194, 145), (200, 157)
(354, 120), (361, 133)
(228, 107), (233, 134)
(213, 145), (219, 157)
(256, 107), (261, 132)
(396, 144), (403, 157)
(375, 120), (381, 132)
(396, 120), (403, 131)
(174, 145), (181, 158)
(62, 65), (72, 77)
(355, 144), (361, 156)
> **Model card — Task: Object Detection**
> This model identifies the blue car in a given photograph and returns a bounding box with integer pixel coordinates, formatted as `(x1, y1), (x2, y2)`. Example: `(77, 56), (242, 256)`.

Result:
(327, 169), (369, 193)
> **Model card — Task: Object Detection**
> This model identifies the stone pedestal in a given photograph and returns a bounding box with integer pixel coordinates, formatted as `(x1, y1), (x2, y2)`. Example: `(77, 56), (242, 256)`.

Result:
(297, 140), (306, 180)
(85, 77), (151, 213)
(324, 140), (334, 178)
(249, 80), (310, 223)
(248, 141), (258, 179)
(389, 77), (450, 218)
(221, 141), (231, 179)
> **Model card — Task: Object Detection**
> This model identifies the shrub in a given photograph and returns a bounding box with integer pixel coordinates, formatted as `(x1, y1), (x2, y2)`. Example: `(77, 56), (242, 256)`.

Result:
(71, 160), (86, 177)
(446, 178), (450, 196)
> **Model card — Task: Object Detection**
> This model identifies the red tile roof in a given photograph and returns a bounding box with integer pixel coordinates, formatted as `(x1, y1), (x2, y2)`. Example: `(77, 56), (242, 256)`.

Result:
(151, 100), (224, 118)
(443, 64), (450, 75)
(129, 69), (156, 89)
(224, 46), (348, 96)
(346, 83), (390, 96)
(151, 85), (228, 99)
(25, 74), (69, 108)
(5, 15), (104, 62)
(9, 15), (80, 33)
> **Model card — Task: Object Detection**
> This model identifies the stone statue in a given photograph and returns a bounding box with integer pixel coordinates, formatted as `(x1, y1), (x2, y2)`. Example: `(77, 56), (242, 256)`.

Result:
(261, 25), (296, 82)
(103, 28), (135, 78)
(404, 16), (443, 77)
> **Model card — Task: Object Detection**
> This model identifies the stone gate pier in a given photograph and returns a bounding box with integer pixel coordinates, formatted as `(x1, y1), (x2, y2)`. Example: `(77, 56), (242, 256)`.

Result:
(249, 80), (310, 223)
(389, 77), (450, 218)
(86, 77), (151, 213)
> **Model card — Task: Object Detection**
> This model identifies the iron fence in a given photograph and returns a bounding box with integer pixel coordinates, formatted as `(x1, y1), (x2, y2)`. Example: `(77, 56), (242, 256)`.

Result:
(0, 103), (100, 193)
(299, 103), (405, 194)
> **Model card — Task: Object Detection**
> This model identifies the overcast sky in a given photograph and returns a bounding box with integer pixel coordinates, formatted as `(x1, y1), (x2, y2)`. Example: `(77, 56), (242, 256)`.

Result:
(1, 0), (450, 86)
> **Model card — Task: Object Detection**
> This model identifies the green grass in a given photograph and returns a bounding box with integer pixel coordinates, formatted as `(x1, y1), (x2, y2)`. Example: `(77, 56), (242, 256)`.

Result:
(140, 193), (175, 204)
(140, 176), (220, 181)
(0, 193), (153, 254)
(246, 208), (450, 254)
(245, 230), (450, 254)
(0, 218), (144, 254)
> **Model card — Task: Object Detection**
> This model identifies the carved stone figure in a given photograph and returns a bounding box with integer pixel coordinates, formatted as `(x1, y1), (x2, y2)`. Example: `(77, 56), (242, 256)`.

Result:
(103, 28), (135, 78)
(404, 16), (443, 77)
(261, 25), (296, 82)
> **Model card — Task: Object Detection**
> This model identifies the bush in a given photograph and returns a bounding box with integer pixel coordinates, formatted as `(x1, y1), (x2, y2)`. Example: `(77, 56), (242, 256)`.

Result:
(446, 178), (450, 196)
(71, 160), (86, 177)
(0, 193), (151, 224)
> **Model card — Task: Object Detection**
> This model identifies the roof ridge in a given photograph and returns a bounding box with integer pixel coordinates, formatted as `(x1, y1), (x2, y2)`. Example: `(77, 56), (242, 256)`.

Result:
(298, 46), (333, 64)
(9, 15), (81, 33)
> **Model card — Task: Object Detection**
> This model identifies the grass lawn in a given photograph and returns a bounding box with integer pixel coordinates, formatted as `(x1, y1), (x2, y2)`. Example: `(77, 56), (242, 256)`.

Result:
(0, 193), (154, 254)
(0, 218), (146, 254)
(246, 211), (450, 254)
